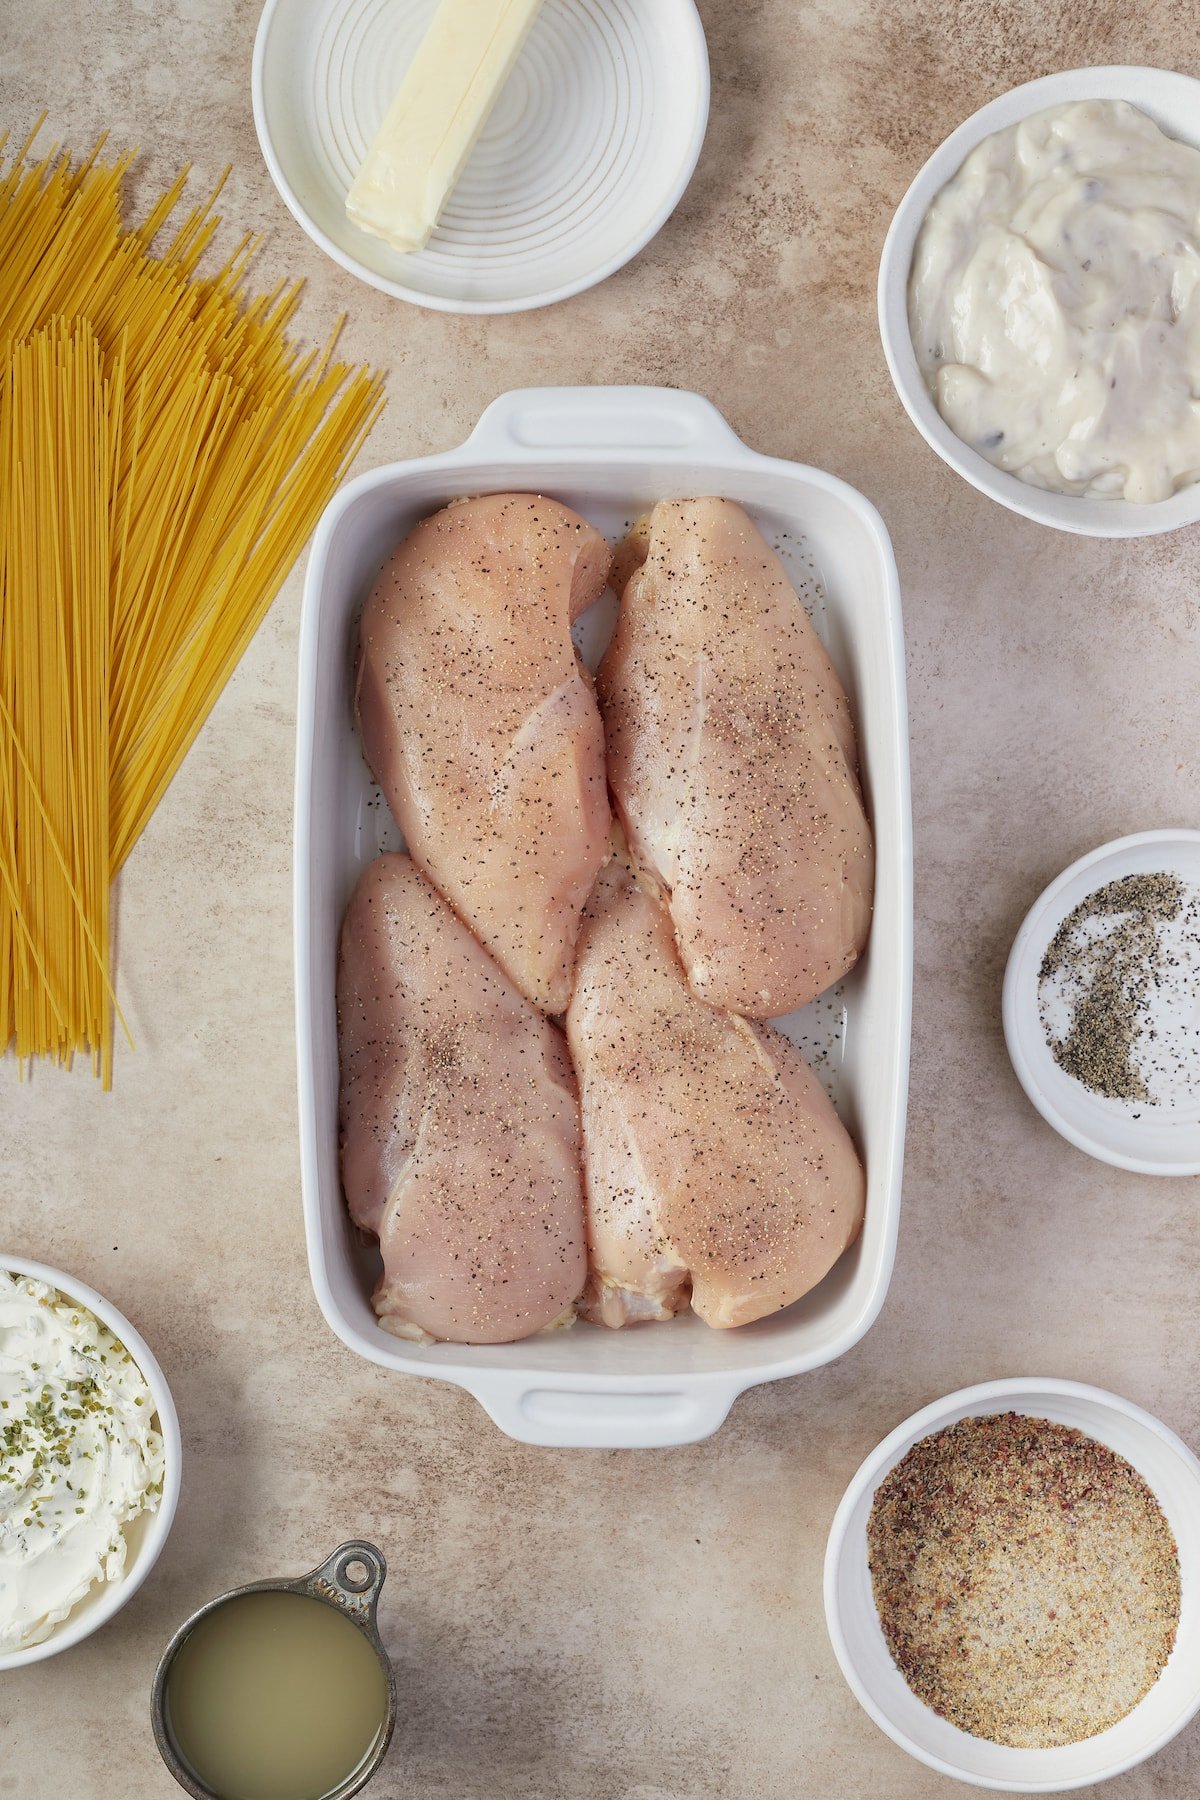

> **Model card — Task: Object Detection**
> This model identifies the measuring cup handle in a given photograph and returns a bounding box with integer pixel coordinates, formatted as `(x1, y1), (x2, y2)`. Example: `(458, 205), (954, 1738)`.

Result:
(303, 1540), (388, 1625)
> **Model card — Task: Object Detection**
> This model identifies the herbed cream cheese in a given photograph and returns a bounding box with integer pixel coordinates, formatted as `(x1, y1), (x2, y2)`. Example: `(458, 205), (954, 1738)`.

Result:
(0, 1272), (164, 1652)
(909, 99), (1200, 502)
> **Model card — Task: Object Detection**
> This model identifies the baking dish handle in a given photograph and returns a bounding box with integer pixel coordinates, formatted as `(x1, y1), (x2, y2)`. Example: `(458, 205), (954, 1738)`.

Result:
(464, 386), (748, 461)
(470, 1378), (741, 1449)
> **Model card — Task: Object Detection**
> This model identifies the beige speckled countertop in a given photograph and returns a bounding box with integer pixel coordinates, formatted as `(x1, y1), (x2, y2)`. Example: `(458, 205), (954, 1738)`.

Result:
(4, 2), (1200, 1795)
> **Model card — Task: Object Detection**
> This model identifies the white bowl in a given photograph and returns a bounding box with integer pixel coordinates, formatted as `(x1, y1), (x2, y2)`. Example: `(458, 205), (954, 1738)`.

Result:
(0, 1256), (181, 1670)
(878, 65), (1200, 538)
(1003, 829), (1200, 1177)
(252, 0), (710, 314)
(825, 1378), (1200, 1792)
(294, 384), (912, 1448)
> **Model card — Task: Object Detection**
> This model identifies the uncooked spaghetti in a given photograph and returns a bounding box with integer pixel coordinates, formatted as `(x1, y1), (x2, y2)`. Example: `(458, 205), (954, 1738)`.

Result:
(0, 319), (120, 1083)
(0, 122), (386, 1082)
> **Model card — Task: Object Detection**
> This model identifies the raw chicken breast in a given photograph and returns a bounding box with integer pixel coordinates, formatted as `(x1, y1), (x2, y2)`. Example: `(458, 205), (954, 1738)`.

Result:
(338, 853), (587, 1344)
(598, 498), (873, 1017)
(566, 857), (865, 1329)
(356, 494), (612, 1014)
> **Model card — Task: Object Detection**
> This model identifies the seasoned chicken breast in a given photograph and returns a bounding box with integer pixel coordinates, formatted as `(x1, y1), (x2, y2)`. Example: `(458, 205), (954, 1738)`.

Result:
(566, 857), (865, 1330)
(356, 494), (613, 1015)
(598, 498), (873, 1017)
(338, 853), (587, 1344)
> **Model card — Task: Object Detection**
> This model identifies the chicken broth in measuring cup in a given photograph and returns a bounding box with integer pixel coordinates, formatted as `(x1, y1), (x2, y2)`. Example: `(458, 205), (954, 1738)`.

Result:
(154, 1543), (395, 1800)
(163, 1591), (388, 1800)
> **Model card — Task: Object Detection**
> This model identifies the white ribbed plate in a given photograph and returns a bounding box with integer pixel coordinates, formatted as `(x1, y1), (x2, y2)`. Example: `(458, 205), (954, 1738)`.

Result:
(252, 0), (710, 312)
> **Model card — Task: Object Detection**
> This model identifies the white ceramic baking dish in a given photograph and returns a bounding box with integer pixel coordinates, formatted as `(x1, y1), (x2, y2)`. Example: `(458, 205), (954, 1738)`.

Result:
(294, 386), (911, 1448)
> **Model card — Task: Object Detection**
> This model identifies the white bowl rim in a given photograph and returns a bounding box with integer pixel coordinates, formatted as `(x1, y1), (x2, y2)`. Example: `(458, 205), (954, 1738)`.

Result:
(823, 1376), (1200, 1792)
(0, 1254), (182, 1670)
(1001, 827), (1200, 1177)
(250, 0), (712, 315)
(877, 64), (1200, 538)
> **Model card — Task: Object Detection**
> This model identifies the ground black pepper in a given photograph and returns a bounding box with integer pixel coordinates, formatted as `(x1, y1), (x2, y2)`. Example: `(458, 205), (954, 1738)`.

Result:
(1038, 872), (1191, 1102)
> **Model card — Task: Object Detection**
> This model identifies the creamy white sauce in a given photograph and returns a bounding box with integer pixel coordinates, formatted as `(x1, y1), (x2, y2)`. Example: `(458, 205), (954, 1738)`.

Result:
(909, 100), (1200, 502)
(0, 1273), (164, 1652)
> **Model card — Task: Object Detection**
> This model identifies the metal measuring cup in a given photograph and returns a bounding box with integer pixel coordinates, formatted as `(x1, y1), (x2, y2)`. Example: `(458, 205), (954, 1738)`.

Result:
(151, 1539), (397, 1800)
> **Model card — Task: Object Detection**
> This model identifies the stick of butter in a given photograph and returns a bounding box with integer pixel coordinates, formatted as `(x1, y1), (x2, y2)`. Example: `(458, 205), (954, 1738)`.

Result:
(346, 0), (545, 255)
